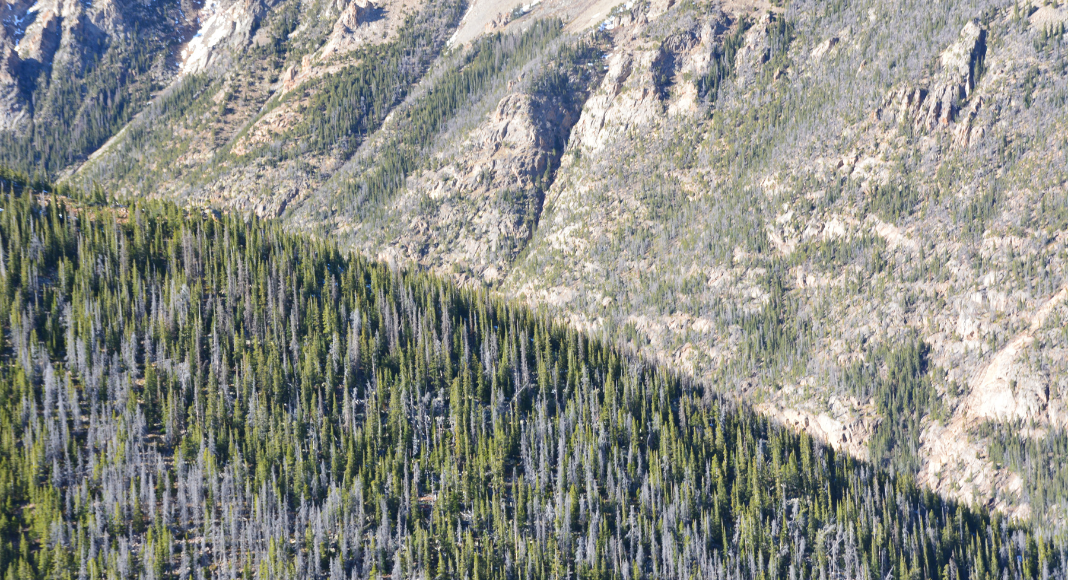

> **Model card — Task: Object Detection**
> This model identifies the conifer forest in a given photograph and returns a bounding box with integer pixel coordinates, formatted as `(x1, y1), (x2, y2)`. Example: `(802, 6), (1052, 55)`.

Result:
(1, 173), (1066, 580)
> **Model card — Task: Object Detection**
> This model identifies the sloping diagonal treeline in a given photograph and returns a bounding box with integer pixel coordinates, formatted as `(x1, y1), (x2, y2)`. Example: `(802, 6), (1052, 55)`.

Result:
(0, 172), (1064, 580)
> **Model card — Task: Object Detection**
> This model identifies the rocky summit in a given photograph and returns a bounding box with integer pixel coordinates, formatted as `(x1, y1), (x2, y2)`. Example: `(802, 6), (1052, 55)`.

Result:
(3, 0), (1068, 531)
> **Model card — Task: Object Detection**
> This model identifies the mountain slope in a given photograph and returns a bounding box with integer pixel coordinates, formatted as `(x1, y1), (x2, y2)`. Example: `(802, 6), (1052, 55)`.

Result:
(1, 176), (1065, 580)
(0, 0), (206, 174)
(494, 0), (1068, 523)
(5, 0), (1068, 528)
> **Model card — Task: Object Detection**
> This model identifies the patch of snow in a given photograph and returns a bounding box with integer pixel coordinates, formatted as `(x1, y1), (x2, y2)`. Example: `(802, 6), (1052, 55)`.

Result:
(445, 3), (473, 48)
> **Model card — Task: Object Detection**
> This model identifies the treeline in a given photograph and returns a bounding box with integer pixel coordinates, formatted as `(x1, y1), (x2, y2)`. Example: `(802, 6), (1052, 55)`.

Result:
(0, 180), (1066, 580)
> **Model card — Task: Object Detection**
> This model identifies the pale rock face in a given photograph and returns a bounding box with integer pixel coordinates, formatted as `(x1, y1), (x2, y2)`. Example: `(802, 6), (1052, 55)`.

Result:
(181, 0), (268, 75)
(965, 334), (1042, 421)
(278, 53), (315, 93)
(0, 35), (27, 130)
(963, 286), (1067, 423)
(373, 90), (584, 282)
(569, 50), (660, 153)
(482, 10), (509, 34)
(919, 417), (1029, 520)
(881, 20), (986, 130)
(646, 0), (674, 21)
(869, 215), (918, 252)
(567, 6), (738, 151)
(9, 0), (119, 66)
(953, 95), (983, 148)
(319, 0), (423, 59)
(0, 0), (123, 129)
(940, 20), (985, 95)
(14, 6), (61, 65)
(478, 93), (576, 167)
(919, 285), (1068, 518)
(764, 399), (876, 461)
(809, 36), (838, 63)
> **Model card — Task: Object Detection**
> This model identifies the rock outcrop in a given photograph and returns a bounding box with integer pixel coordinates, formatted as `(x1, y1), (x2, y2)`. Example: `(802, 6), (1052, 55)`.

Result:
(181, 0), (272, 75)
(964, 285), (1066, 423)
(14, 7), (61, 67)
(320, 0), (382, 57)
(569, 8), (736, 153)
(375, 90), (584, 282)
(882, 20), (986, 129)
(568, 49), (661, 153)
(0, 0), (122, 130)
(0, 33), (27, 130)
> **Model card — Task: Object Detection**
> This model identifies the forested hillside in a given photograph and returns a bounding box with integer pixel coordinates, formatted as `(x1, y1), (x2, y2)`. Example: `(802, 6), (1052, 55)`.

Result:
(1, 172), (1067, 579)
(51, 0), (1068, 527)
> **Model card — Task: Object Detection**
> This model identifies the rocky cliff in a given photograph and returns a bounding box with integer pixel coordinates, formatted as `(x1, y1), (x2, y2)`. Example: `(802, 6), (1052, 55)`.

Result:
(0, 27), (27, 130)
(0, 0), (206, 170)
